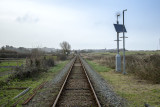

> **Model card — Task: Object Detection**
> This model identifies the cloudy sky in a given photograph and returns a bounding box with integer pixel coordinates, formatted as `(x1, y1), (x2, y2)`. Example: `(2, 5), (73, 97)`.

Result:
(0, 0), (160, 50)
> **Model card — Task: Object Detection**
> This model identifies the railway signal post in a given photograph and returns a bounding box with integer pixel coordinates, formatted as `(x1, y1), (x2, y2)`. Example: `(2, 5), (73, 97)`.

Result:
(115, 14), (121, 72)
(113, 9), (127, 74)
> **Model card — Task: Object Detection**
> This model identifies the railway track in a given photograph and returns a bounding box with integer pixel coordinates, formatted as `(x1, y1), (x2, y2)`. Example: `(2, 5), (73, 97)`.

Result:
(52, 55), (101, 107)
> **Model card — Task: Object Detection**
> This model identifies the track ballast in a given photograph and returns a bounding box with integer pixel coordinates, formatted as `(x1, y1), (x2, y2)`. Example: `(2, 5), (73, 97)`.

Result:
(52, 56), (101, 107)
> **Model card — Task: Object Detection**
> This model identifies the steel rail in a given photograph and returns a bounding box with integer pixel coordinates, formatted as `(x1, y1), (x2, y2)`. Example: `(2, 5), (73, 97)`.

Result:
(52, 57), (76, 107)
(79, 57), (101, 107)
(52, 56), (101, 107)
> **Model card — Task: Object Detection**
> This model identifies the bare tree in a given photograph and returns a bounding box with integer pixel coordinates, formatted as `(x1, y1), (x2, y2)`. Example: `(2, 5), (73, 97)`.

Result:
(60, 41), (71, 55)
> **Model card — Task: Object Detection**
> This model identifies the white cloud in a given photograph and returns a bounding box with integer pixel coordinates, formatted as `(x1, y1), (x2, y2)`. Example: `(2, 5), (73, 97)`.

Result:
(16, 13), (39, 23)
(0, 0), (98, 49)
(0, 0), (159, 50)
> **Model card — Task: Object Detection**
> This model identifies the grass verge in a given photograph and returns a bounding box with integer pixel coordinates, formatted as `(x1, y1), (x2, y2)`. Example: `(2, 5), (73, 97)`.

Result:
(87, 60), (111, 72)
(0, 60), (68, 106)
(87, 60), (160, 107)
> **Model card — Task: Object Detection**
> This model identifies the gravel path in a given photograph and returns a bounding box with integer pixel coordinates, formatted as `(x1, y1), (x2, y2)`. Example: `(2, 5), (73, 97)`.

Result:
(80, 57), (127, 107)
(23, 57), (76, 107)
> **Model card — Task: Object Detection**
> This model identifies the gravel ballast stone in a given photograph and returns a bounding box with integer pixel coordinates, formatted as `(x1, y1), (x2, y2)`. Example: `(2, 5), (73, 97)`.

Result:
(80, 57), (127, 107)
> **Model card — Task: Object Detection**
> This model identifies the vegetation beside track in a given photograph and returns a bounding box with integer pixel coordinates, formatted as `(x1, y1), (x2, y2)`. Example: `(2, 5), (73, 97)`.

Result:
(0, 59), (25, 84)
(85, 54), (160, 107)
(0, 45), (73, 106)
(0, 60), (68, 106)
(83, 51), (160, 83)
(0, 60), (24, 67)
(94, 50), (160, 56)
(87, 60), (111, 72)
(0, 59), (24, 72)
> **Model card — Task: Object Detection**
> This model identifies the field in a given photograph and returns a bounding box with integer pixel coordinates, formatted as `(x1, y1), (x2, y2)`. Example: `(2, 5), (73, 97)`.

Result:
(82, 51), (160, 107)
(83, 51), (160, 83)
(0, 60), (68, 106)
(95, 50), (160, 56)
(0, 59), (25, 82)
(0, 59), (24, 71)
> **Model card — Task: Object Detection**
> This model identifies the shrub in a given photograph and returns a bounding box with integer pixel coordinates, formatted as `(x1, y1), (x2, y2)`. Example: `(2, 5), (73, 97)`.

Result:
(126, 54), (160, 83)
(44, 57), (55, 67)
(10, 56), (55, 80)
(57, 54), (67, 61)
(83, 53), (160, 84)
(0, 50), (31, 58)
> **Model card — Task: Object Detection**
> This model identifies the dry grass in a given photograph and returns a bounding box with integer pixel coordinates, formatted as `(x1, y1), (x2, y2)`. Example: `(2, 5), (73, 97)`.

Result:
(86, 59), (160, 107)
(99, 71), (160, 107)
(125, 54), (160, 83)
(82, 53), (160, 84)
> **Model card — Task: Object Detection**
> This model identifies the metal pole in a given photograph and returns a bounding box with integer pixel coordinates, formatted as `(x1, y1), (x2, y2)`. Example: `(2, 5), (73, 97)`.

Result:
(117, 33), (119, 54)
(159, 38), (160, 50)
(115, 14), (121, 72)
(117, 15), (120, 54)
(123, 9), (127, 74)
